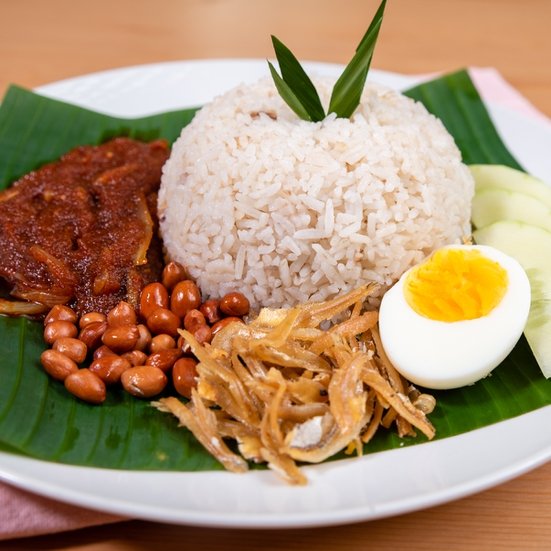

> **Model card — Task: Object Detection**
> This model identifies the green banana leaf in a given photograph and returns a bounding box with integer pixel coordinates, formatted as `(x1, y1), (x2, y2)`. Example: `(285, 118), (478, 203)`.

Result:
(0, 70), (549, 472)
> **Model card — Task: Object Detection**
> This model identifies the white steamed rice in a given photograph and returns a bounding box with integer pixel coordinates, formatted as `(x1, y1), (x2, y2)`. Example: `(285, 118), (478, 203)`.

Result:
(158, 76), (474, 309)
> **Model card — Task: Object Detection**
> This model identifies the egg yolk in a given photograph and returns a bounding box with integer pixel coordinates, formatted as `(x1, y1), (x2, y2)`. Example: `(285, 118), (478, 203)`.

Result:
(404, 248), (508, 322)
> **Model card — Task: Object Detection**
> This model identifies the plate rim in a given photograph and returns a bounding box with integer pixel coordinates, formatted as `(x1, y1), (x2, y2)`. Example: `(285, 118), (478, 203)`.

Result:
(1, 405), (551, 528)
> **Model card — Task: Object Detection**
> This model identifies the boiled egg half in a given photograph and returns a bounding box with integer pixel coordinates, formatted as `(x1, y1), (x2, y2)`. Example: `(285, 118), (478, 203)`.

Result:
(378, 244), (531, 389)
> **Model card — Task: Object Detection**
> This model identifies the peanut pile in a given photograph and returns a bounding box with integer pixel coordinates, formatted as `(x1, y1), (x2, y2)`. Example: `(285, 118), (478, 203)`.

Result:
(40, 262), (249, 404)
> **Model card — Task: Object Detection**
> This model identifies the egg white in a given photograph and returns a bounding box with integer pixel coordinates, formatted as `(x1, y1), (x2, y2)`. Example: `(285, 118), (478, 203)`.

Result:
(378, 244), (531, 389)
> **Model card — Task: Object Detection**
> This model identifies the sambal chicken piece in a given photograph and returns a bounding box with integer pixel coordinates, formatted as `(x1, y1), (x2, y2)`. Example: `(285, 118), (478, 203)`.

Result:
(0, 137), (169, 316)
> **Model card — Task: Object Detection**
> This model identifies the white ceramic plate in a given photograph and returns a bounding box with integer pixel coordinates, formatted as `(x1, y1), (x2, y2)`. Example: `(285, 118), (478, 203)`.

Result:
(1, 60), (550, 529)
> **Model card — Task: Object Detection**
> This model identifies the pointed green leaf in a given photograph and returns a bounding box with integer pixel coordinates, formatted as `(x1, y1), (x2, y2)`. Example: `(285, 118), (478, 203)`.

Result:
(328, 0), (386, 117)
(267, 61), (314, 122)
(356, 0), (387, 53)
(270, 36), (325, 122)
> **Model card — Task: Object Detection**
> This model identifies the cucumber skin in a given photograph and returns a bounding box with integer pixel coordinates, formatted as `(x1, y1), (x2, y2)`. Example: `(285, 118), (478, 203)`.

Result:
(470, 164), (551, 207)
(472, 188), (551, 233)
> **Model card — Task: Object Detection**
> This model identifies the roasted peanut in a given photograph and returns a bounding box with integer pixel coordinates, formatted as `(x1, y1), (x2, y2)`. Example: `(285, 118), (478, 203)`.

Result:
(78, 321), (108, 349)
(146, 308), (180, 337)
(101, 325), (139, 353)
(79, 311), (106, 329)
(211, 316), (244, 337)
(64, 369), (106, 404)
(146, 348), (182, 372)
(149, 334), (176, 353)
(121, 366), (167, 398)
(93, 344), (117, 360)
(192, 323), (212, 345)
(183, 309), (206, 332)
(139, 282), (169, 319)
(172, 357), (198, 399)
(161, 261), (188, 290)
(40, 349), (78, 381)
(52, 337), (87, 363)
(44, 305), (77, 325)
(44, 320), (78, 345)
(135, 324), (152, 351)
(107, 301), (137, 327)
(199, 299), (222, 325)
(219, 292), (250, 317)
(89, 355), (131, 384)
(121, 350), (148, 367)
(170, 280), (201, 318)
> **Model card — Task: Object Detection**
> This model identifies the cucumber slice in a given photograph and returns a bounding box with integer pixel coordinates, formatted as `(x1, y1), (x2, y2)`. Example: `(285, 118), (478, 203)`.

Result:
(470, 164), (551, 208)
(474, 220), (551, 377)
(472, 188), (551, 232)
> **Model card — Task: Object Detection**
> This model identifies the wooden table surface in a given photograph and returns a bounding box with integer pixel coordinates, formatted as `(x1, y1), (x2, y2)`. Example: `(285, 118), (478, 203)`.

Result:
(1, 0), (550, 549)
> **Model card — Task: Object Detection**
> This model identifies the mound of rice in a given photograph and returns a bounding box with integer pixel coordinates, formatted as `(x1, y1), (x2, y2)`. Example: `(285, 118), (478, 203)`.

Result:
(158, 77), (474, 309)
